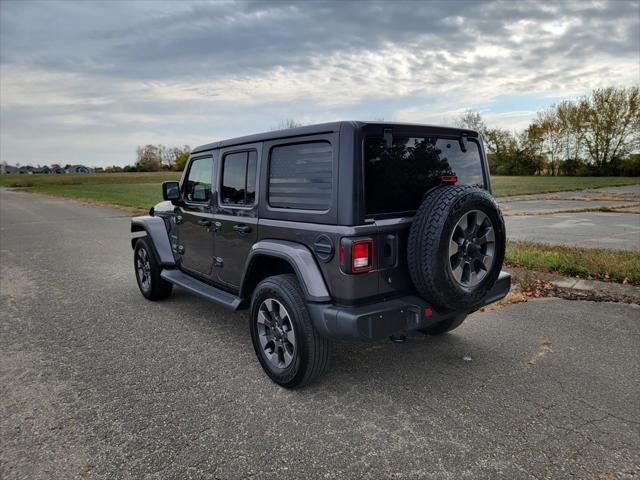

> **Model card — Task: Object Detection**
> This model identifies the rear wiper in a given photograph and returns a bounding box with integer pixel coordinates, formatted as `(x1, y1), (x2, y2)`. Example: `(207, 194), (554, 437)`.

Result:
(459, 134), (468, 153)
(383, 128), (393, 149)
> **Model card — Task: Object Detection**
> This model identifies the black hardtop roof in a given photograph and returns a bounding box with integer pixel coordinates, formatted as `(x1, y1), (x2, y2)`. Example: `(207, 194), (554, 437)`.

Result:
(191, 121), (479, 154)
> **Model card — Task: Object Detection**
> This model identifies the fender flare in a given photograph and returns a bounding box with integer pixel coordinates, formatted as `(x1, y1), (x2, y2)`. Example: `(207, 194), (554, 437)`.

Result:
(240, 240), (331, 303)
(131, 216), (176, 267)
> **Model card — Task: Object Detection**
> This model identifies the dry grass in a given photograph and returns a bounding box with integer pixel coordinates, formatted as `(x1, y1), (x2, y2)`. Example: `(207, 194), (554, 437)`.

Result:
(505, 240), (640, 284)
(492, 176), (640, 197)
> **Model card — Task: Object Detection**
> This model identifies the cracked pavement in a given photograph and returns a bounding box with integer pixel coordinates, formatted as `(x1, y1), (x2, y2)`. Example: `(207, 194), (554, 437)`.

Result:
(500, 185), (640, 251)
(1, 189), (639, 479)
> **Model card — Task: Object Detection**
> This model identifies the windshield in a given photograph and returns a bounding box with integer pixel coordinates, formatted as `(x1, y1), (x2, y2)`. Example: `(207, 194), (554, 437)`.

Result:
(364, 136), (485, 215)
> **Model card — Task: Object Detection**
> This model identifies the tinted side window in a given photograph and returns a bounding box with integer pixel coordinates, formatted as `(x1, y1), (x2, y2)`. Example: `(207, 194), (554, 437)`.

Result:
(185, 157), (213, 202)
(221, 150), (257, 205)
(269, 142), (332, 210)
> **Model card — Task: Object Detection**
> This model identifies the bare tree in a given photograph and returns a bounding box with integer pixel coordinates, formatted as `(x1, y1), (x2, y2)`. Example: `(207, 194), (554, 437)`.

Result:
(270, 119), (305, 131)
(577, 86), (639, 169)
(455, 110), (488, 135)
(535, 108), (564, 176)
(135, 145), (163, 171)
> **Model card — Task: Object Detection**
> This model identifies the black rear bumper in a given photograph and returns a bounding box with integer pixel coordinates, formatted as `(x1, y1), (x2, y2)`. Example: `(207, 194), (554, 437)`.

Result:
(307, 271), (511, 340)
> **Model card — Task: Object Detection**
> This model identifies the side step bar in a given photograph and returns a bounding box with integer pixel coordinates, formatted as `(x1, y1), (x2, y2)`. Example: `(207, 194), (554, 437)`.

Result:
(160, 269), (242, 310)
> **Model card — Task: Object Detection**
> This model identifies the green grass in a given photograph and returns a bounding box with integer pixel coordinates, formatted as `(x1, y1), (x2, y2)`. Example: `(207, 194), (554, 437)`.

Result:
(0, 172), (180, 210)
(492, 176), (639, 197)
(1, 172), (638, 210)
(505, 241), (640, 284)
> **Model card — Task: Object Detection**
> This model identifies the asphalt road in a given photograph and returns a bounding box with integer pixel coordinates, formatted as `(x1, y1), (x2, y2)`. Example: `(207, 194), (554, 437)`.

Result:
(1, 189), (639, 479)
(505, 211), (640, 251)
(501, 185), (640, 251)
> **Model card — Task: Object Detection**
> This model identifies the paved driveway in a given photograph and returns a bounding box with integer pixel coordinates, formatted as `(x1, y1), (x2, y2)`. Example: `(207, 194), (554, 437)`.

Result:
(505, 211), (640, 250)
(1, 189), (639, 479)
(500, 184), (640, 250)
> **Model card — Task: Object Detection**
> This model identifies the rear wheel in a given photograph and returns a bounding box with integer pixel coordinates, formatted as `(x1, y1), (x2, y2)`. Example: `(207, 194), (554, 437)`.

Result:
(250, 274), (331, 388)
(134, 237), (173, 301)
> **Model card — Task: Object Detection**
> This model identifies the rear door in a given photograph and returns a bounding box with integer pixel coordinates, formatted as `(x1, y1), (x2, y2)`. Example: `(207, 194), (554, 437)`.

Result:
(361, 128), (487, 297)
(213, 144), (259, 288)
(176, 154), (216, 278)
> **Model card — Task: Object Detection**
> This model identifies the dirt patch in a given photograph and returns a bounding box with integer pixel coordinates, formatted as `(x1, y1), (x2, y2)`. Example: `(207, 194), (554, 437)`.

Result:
(569, 191), (635, 201)
(551, 287), (640, 305)
(5, 188), (148, 216)
(476, 270), (640, 316)
(525, 338), (553, 369)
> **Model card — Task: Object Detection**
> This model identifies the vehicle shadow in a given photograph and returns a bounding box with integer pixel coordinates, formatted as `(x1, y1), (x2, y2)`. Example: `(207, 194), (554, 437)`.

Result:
(163, 286), (525, 397)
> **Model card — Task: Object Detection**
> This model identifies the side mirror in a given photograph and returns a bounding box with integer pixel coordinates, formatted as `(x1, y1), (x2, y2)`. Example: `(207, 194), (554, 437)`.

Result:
(162, 181), (180, 201)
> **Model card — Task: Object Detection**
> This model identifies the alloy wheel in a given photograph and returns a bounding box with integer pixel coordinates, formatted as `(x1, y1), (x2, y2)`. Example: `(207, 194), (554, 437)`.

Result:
(448, 210), (496, 288)
(257, 298), (296, 369)
(136, 247), (152, 291)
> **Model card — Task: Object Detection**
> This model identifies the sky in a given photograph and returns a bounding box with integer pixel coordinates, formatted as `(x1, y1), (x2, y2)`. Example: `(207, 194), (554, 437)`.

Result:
(1, 0), (639, 167)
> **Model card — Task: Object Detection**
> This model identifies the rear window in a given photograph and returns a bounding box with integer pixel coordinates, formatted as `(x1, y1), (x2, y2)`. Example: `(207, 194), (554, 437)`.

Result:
(364, 136), (484, 215)
(269, 141), (332, 210)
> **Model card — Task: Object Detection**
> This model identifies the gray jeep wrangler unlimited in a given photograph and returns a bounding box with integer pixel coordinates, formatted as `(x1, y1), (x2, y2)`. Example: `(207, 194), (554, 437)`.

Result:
(131, 122), (510, 388)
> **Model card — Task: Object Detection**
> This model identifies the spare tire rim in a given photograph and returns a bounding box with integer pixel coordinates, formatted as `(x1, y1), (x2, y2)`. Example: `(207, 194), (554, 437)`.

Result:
(257, 298), (296, 369)
(448, 209), (495, 288)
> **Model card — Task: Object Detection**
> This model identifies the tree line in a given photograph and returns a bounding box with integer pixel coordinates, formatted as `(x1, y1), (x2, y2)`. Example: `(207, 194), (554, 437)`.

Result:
(457, 86), (639, 176)
(103, 145), (191, 172)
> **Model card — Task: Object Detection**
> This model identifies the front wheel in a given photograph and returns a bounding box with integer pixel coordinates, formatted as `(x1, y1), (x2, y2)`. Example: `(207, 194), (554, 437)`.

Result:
(249, 274), (331, 388)
(134, 237), (173, 301)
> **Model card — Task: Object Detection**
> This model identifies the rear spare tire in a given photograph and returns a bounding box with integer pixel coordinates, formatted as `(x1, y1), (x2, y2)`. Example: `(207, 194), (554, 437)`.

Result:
(407, 185), (505, 311)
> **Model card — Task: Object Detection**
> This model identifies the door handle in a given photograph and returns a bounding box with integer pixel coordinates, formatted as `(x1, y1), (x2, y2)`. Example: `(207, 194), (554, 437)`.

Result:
(197, 218), (212, 227)
(233, 224), (251, 235)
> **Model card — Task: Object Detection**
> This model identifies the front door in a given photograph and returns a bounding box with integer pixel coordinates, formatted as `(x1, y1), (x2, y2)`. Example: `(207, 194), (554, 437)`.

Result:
(213, 147), (259, 288)
(176, 154), (216, 278)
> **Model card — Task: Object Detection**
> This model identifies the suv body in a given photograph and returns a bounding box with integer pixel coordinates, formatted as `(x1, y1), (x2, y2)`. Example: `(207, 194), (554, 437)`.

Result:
(132, 121), (510, 386)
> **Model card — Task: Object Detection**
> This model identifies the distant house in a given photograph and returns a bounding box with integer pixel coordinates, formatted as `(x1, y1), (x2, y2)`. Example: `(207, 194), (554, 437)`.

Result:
(66, 164), (93, 173)
(0, 164), (19, 174)
(18, 166), (35, 174)
(34, 166), (52, 174)
(50, 164), (65, 174)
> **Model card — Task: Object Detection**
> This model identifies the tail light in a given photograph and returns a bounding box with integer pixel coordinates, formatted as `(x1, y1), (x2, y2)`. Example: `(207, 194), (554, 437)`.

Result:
(352, 240), (373, 272)
(441, 175), (458, 184)
(340, 238), (374, 273)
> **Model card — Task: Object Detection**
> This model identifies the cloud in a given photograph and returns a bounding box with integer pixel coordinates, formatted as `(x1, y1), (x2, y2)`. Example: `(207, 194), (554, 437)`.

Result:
(1, 0), (638, 166)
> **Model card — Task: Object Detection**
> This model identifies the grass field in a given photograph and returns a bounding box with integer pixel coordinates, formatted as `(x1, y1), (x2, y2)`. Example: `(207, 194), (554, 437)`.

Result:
(505, 241), (640, 284)
(0, 172), (180, 210)
(1, 172), (638, 209)
(491, 176), (639, 197)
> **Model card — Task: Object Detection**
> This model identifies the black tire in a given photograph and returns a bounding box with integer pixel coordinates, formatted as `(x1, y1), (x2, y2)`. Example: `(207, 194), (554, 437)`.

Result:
(249, 274), (331, 388)
(419, 314), (467, 336)
(134, 237), (173, 301)
(407, 185), (505, 311)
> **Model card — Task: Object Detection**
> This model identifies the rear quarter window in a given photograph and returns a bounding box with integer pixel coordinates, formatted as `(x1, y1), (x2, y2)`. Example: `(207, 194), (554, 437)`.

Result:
(364, 136), (484, 215)
(268, 141), (332, 210)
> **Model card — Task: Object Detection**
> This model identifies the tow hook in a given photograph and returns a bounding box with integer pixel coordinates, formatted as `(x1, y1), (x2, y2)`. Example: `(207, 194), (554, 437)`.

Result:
(389, 333), (407, 343)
